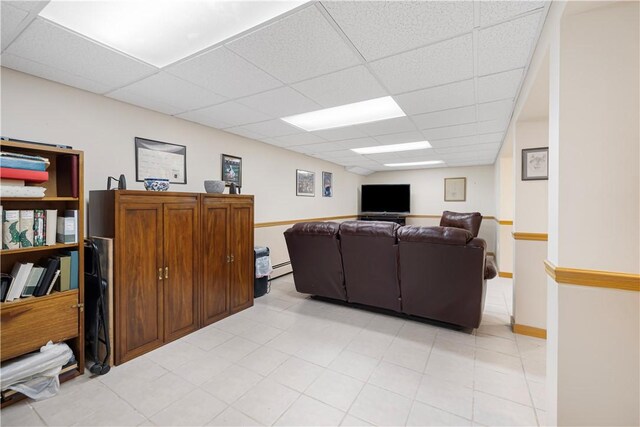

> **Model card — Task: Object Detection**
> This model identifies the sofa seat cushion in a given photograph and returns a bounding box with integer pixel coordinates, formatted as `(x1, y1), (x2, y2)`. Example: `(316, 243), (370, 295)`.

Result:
(440, 211), (482, 237)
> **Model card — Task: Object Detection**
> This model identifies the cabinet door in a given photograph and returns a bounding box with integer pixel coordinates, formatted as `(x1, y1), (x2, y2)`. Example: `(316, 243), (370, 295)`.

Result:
(201, 203), (229, 325)
(163, 202), (199, 342)
(229, 203), (254, 313)
(117, 203), (163, 364)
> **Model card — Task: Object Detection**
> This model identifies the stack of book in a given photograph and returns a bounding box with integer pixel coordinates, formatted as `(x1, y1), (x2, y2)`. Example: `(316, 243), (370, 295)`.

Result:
(0, 151), (50, 198)
(1, 208), (78, 249)
(0, 250), (78, 302)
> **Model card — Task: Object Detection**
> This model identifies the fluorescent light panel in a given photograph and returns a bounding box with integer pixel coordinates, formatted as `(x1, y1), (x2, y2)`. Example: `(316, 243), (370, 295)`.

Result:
(352, 140), (432, 154)
(39, 0), (306, 67)
(384, 160), (444, 167)
(281, 96), (406, 131)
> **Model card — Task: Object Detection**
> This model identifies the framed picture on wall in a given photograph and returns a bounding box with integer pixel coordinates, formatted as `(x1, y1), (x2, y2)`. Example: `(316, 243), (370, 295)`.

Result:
(522, 147), (549, 180)
(135, 137), (187, 184)
(322, 171), (333, 197)
(296, 169), (315, 197)
(444, 177), (466, 202)
(221, 154), (242, 187)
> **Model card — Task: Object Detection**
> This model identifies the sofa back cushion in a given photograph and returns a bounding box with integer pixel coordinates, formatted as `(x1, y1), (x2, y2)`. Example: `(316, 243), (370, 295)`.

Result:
(284, 222), (347, 301)
(440, 211), (482, 237)
(339, 221), (401, 312)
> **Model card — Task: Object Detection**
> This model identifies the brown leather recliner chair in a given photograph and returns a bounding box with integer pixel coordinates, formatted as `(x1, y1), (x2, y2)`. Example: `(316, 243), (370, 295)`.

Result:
(283, 222), (347, 301)
(339, 221), (401, 312)
(397, 225), (490, 328)
(440, 210), (483, 237)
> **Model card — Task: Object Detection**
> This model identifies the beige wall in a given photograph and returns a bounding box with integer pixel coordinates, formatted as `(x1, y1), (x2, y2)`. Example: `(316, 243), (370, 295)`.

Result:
(547, 2), (639, 425)
(364, 165), (497, 251)
(0, 68), (364, 267)
(493, 132), (514, 274)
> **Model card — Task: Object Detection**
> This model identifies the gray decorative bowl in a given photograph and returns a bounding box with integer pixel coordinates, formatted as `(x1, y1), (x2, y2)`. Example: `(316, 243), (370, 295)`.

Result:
(204, 180), (225, 194)
(143, 178), (170, 191)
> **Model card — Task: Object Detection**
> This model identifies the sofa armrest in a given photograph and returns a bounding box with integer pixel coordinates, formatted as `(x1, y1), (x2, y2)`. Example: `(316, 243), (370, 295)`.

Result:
(485, 256), (497, 280)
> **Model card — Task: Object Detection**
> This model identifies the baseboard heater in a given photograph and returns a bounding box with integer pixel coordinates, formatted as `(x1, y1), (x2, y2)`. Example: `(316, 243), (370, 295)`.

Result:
(270, 261), (292, 280)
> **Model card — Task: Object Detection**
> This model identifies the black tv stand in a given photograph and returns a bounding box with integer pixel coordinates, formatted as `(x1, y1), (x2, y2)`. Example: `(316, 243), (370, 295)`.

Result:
(358, 213), (407, 226)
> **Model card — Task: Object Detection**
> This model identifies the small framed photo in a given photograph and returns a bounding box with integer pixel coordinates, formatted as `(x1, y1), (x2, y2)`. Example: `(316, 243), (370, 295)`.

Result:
(221, 154), (242, 187)
(522, 147), (548, 180)
(296, 169), (315, 197)
(322, 171), (333, 197)
(444, 177), (466, 202)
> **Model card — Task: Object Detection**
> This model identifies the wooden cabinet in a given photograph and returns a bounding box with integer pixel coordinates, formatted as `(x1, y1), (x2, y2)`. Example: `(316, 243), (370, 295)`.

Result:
(90, 191), (253, 365)
(0, 139), (85, 407)
(201, 195), (254, 325)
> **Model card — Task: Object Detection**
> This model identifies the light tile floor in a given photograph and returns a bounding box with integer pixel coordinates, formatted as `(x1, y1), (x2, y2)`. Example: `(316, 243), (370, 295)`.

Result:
(1, 275), (547, 426)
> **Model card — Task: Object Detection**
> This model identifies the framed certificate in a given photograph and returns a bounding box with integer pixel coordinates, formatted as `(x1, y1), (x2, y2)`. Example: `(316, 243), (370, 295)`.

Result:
(135, 137), (187, 184)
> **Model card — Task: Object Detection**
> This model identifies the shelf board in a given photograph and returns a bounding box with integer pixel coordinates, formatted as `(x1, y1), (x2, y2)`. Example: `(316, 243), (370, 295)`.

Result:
(0, 197), (79, 202)
(1, 242), (79, 255)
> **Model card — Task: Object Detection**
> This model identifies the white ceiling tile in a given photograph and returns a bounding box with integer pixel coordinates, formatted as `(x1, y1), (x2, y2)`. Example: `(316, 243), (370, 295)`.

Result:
(227, 6), (360, 83)
(289, 145), (319, 154)
(6, 18), (156, 91)
(224, 126), (267, 140)
(374, 131), (425, 145)
(238, 86), (320, 117)
(316, 149), (361, 160)
(292, 65), (387, 108)
(307, 137), (380, 152)
(478, 12), (543, 75)
(434, 142), (501, 155)
(107, 72), (226, 113)
(477, 68), (523, 103)
(477, 119), (509, 134)
(356, 116), (417, 136)
(1, 52), (111, 93)
(310, 126), (369, 141)
(395, 79), (475, 115)
(479, 1), (546, 27)
(322, 1), (473, 61)
(240, 119), (302, 138)
(429, 132), (504, 148)
(181, 101), (271, 129)
(422, 123), (480, 141)
(5, 1), (49, 14)
(1, 3), (30, 51)
(369, 34), (473, 94)
(270, 133), (326, 147)
(478, 99), (513, 122)
(412, 105), (477, 130)
(176, 110), (232, 129)
(166, 46), (282, 99)
(107, 89), (182, 116)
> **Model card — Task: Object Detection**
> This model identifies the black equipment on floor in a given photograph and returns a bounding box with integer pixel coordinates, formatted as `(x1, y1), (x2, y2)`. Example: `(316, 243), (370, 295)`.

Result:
(84, 239), (111, 375)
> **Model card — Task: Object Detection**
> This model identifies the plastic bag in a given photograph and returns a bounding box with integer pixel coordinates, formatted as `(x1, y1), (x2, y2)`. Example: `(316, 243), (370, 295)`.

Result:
(255, 246), (272, 278)
(0, 341), (73, 400)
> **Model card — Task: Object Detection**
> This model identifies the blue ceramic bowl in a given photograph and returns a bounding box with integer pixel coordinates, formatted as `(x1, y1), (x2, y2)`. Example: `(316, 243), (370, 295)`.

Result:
(143, 178), (170, 192)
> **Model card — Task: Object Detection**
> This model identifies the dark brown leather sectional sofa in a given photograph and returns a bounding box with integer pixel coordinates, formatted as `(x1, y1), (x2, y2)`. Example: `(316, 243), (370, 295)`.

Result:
(284, 211), (497, 329)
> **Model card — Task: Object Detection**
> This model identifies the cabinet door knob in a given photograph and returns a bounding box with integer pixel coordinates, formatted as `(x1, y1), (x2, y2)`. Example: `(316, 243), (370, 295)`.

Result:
(230, 254), (234, 263)
(165, 267), (169, 279)
(158, 268), (163, 281)
(226, 255), (230, 263)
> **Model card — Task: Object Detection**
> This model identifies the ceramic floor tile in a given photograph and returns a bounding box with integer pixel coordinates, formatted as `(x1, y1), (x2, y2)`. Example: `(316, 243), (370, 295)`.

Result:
(206, 407), (264, 426)
(232, 378), (300, 425)
(474, 366), (533, 406)
(173, 352), (232, 386)
(149, 388), (227, 426)
(214, 316), (259, 335)
(211, 337), (260, 362)
(305, 369), (365, 412)
(523, 356), (546, 383)
(349, 384), (413, 426)
(475, 334), (520, 356)
(200, 364), (264, 405)
(415, 374), (473, 419)
(346, 330), (395, 359)
(145, 340), (208, 371)
(236, 346), (290, 376)
(528, 379), (546, 410)
(475, 347), (524, 376)
(435, 328), (477, 346)
(182, 325), (235, 351)
(268, 356), (324, 392)
(274, 395), (345, 426)
(238, 323), (283, 345)
(476, 324), (516, 341)
(364, 313), (405, 335)
(0, 402), (45, 426)
(432, 336), (476, 359)
(396, 321), (439, 343)
(424, 352), (475, 388)
(473, 391), (537, 426)
(382, 337), (432, 373)
(265, 331), (309, 355)
(406, 401), (472, 426)
(99, 357), (168, 390)
(340, 414), (374, 426)
(328, 350), (380, 381)
(368, 361), (422, 398)
(295, 339), (345, 367)
(536, 408), (548, 426)
(72, 392), (147, 426)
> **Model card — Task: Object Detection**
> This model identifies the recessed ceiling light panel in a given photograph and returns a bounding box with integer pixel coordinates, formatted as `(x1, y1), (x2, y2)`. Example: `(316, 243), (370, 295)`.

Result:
(39, 0), (306, 67)
(384, 160), (444, 167)
(352, 140), (432, 154)
(281, 96), (406, 131)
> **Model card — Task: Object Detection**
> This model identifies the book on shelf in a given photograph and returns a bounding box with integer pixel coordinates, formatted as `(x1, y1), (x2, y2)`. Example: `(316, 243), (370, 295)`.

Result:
(0, 168), (48, 183)
(56, 216), (75, 244)
(0, 273), (12, 301)
(1, 179), (25, 186)
(66, 250), (79, 290)
(0, 185), (47, 198)
(21, 266), (45, 297)
(57, 155), (79, 198)
(33, 257), (60, 297)
(33, 209), (45, 246)
(7, 262), (33, 301)
(45, 209), (57, 246)
(0, 156), (48, 171)
(2, 209), (19, 249)
(18, 210), (35, 248)
(64, 210), (78, 243)
(56, 255), (72, 292)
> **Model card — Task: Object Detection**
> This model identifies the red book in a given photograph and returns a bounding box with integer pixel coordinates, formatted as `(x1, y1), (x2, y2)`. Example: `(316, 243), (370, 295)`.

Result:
(0, 167), (48, 183)
(56, 155), (78, 198)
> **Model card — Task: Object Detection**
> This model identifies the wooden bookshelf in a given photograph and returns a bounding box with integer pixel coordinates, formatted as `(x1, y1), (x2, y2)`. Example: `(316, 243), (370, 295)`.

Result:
(0, 139), (84, 406)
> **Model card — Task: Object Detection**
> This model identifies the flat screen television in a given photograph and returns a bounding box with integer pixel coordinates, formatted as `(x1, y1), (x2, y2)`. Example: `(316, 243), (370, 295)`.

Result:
(361, 184), (410, 213)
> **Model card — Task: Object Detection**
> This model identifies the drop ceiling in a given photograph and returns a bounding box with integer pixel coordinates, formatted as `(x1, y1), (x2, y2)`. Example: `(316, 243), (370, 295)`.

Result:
(1, 1), (549, 175)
